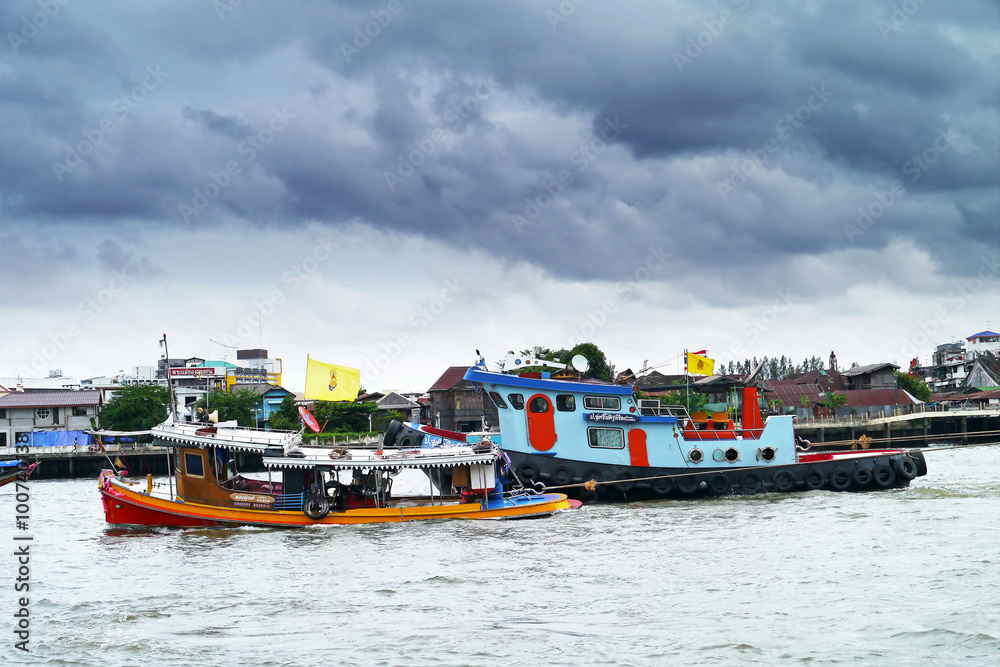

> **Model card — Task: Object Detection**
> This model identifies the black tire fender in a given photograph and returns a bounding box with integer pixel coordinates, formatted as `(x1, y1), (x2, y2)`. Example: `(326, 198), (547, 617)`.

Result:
(853, 467), (872, 487)
(676, 475), (699, 495)
(803, 468), (825, 490)
(740, 473), (763, 494)
(550, 466), (573, 486)
(708, 473), (730, 495)
(829, 467), (852, 491)
(872, 463), (896, 488)
(893, 456), (918, 481)
(652, 476), (674, 495)
(772, 470), (795, 493)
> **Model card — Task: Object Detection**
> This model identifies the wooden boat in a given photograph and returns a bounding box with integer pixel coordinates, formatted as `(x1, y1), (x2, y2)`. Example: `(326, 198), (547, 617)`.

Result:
(0, 459), (37, 489)
(98, 420), (572, 528)
(461, 354), (928, 501)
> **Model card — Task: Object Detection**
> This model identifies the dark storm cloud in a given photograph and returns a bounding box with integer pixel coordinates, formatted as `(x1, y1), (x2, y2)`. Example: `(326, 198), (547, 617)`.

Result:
(0, 0), (996, 300)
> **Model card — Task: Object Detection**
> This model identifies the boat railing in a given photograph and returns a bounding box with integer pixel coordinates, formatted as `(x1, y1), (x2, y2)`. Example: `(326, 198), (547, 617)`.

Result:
(272, 492), (305, 511)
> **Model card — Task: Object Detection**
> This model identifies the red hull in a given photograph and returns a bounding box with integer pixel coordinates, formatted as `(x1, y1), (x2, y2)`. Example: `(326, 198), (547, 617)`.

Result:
(100, 488), (221, 528)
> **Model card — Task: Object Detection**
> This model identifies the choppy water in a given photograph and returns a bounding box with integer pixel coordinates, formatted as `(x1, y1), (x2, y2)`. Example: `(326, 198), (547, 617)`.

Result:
(2, 446), (999, 666)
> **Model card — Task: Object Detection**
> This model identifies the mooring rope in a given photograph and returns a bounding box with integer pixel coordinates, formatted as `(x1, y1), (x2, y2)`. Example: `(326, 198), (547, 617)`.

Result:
(536, 440), (1000, 492)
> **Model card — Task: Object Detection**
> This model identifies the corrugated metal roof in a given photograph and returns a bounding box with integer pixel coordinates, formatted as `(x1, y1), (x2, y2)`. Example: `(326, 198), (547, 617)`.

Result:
(841, 363), (899, 377)
(428, 366), (473, 392)
(0, 390), (101, 408)
(967, 331), (999, 339)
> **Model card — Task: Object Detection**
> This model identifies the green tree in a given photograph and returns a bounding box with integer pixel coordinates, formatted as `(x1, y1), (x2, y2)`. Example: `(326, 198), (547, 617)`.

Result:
(195, 389), (263, 427)
(895, 371), (931, 402)
(824, 390), (849, 410)
(311, 400), (378, 432)
(268, 395), (300, 431)
(520, 342), (615, 381)
(99, 384), (171, 431)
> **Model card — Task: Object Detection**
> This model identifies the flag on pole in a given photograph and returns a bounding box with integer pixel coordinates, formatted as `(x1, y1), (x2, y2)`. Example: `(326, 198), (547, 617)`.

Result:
(304, 358), (361, 401)
(686, 351), (715, 376)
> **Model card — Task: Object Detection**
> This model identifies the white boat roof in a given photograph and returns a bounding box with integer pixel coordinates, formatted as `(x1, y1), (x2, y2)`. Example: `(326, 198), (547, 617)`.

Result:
(151, 421), (301, 452)
(263, 445), (498, 470)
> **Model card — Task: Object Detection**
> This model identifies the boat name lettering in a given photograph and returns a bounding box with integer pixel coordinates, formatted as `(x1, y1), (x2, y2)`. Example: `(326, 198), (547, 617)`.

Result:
(585, 412), (638, 423)
(229, 493), (274, 504)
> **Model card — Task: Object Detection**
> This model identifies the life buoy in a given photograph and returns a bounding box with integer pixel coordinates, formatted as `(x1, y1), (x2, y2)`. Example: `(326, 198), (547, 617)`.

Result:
(853, 467), (872, 487)
(829, 467), (852, 491)
(708, 474), (730, 495)
(803, 468), (825, 490)
(872, 463), (896, 488)
(652, 477), (674, 495)
(740, 473), (763, 494)
(550, 466), (573, 486)
(676, 475), (699, 495)
(303, 490), (330, 520)
(893, 456), (917, 481)
(772, 470), (795, 493)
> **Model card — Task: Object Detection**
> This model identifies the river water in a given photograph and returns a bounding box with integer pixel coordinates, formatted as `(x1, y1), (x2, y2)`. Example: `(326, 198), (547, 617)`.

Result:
(2, 446), (998, 666)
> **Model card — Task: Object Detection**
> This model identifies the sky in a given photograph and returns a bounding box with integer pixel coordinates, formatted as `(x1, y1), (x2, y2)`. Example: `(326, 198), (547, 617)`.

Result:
(0, 0), (997, 393)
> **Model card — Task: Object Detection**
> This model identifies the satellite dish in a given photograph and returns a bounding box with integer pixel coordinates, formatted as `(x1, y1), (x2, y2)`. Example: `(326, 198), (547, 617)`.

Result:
(571, 354), (590, 374)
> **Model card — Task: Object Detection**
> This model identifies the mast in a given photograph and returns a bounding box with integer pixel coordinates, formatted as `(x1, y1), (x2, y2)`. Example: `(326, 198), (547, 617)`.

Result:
(160, 334), (177, 500)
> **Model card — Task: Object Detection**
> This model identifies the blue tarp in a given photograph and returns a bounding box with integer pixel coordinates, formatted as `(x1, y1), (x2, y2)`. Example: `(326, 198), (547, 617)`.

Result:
(18, 431), (94, 447)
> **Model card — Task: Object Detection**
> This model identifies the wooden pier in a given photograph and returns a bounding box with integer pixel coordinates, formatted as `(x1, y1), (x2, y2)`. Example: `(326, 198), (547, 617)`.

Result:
(793, 408), (1000, 449)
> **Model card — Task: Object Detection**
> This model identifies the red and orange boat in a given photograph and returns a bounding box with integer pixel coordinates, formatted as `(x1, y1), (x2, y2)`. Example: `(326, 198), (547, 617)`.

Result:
(99, 420), (572, 528)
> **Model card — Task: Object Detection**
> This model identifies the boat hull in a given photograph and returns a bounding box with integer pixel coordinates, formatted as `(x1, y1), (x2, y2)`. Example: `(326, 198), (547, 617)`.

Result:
(99, 472), (571, 528)
(506, 449), (928, 501)
(0, 461), (37, 489)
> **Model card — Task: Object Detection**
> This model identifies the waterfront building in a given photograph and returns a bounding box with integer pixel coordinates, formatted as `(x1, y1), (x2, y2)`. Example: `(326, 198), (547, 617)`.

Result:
(966, 330), (1000, 360)
(0, 390), (101, 452)
(427, 366), (498, 432)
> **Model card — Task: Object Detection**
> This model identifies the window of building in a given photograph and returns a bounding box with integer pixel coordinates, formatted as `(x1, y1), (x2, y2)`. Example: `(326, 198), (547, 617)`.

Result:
(455, 398), (462, 410)
(488, 391), (508, 409)
(588, 427), (625, 449)
(556, 395), (576, 412)
(184, 452), (205, 477)
(15, 432), (30, 445)
(0, 433), (5, 448)
(507, 394), (525, 410)
(35, 408), (50, 420)
(529, 396), (550, 413)
(72, 406), (88, 416)
(0, 409), (5, 419)
(584, 396), (621, 411)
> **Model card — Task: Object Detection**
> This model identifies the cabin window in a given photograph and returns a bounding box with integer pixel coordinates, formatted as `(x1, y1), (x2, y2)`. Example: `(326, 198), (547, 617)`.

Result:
(35, 408), (50, 420)
(184, 452), (205, 477)
(507, 394), (525, 410)
(529, 396), (550, 413)
(556, 395), (576, 412)
(488, 391), (508, 409)
(174, 453), (182, 472)
(72, 406), (88, 416)
(588, 427), (625, 449)
(584, 396), (621, 411)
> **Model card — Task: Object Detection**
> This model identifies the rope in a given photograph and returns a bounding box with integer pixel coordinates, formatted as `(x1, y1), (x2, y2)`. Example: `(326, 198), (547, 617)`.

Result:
(537, 440), (1000, 492)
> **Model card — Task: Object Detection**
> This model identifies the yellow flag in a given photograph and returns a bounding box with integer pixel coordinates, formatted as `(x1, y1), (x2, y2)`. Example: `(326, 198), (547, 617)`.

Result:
(687, 352), (715, 376)
(304, 358), (361, 401)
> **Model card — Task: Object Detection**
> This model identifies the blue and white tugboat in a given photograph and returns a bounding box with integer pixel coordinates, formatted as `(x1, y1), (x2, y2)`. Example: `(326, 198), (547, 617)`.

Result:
(461, 353), (928, 501)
